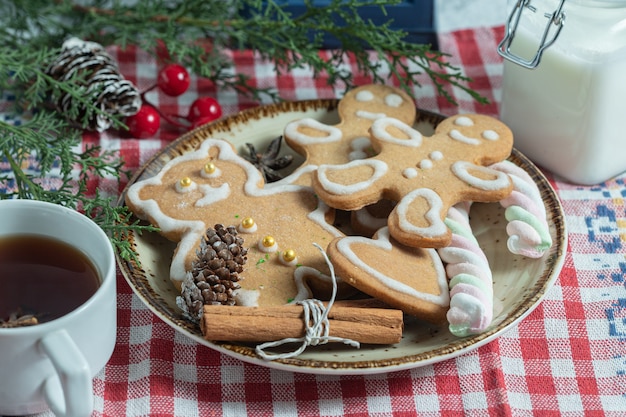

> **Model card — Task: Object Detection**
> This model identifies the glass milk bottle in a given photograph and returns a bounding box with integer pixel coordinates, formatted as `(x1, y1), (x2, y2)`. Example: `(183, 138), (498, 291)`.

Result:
(498, 0), (626, 184)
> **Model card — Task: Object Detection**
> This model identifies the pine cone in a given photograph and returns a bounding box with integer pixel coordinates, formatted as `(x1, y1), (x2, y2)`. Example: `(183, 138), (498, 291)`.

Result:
(45, 37), (141, 132)
(177, 224), (248, 320)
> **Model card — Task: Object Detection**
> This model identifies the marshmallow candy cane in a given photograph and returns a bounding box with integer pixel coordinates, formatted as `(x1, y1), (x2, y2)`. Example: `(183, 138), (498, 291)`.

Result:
(490, 160), (552, 258)
(437, 202), (493, 337)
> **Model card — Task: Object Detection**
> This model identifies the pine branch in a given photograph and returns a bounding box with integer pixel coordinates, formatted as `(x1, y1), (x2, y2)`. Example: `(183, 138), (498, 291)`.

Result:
(1, 115), (157, 261)
(81, 191), (160, 265)
(1, 0), (486, 104)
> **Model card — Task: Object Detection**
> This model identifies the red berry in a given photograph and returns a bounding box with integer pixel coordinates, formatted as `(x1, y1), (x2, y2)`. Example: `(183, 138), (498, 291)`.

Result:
(187, 97), (222, 123)
(157, 64), (190, 97)
(126, 105), (160, 138)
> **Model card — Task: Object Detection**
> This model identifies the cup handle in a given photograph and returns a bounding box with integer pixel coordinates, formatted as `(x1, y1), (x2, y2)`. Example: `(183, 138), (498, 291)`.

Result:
(39, 329), (93, 417)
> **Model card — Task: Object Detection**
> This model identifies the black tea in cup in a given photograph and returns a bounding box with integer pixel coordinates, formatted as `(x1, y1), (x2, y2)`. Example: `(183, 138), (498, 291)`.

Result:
(0, 235), (101, 327)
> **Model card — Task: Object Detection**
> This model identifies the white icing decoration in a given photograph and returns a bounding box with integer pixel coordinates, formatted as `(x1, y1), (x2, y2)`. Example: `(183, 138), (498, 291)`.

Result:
(385, 93), (403, 107)
(170, 228), (207, 286)
(454, 116), (474, 126)
(351, 136), (371, 150)
(449, 129), (480, 145)
(482, 130), (499, 141)
(284, 118), (343, 146)
(238, 222), (258, 234)
(355, 90), (374, 101)
(452, 161), (511, 191)
(355, 110), (386, 120)
(349, 150), (368, 160)
(307, 200), (344, 238)
(306, 195), (343, 237)
(317, 159), (388, 196)
(195, 184), (230, 207)
(267, 164), (318, 188)
(200, 165), (222, 178)
(234, 288), (260, 307)
(430, 151), (443, 161)
(258, 238), (278, 253)
(403, 167), (419, 178)
(395, 188), (448, 238)
(292, 266), (329, 302)
(348, 136), (372, 160)
(175, 179), (197, 193)
(419, 160), (433, 170)
(353, 206), (388, 231)
(335, 227), (449, 306)
(279, 251), (298, 267)
(370, 117), (422, 147)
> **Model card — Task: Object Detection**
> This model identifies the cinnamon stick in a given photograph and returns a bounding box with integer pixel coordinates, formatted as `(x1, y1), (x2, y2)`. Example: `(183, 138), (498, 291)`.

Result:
(200, 300), (404, 345)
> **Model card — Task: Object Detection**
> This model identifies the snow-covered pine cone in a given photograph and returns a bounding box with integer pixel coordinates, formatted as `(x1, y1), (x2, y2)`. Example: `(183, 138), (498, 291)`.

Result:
(45, 37), (141, 132)
(177, 224), (248, 321)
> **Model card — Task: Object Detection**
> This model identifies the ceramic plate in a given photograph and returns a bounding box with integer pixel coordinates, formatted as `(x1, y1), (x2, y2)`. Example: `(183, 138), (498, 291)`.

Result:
(116, 99), (567, 375)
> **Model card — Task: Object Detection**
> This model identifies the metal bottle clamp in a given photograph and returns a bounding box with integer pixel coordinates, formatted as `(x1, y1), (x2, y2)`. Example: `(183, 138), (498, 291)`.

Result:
(497, 0), (567, 68)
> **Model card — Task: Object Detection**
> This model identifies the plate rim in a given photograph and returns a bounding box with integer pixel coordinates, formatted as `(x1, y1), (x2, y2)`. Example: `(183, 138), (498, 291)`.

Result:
(116, 99), (567, 375)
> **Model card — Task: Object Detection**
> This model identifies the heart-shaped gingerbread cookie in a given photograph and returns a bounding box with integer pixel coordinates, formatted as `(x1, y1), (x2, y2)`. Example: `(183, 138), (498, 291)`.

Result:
(327, 227), (450, 324)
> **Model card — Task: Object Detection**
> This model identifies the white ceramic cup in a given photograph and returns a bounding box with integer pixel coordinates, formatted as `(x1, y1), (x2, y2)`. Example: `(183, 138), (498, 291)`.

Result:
(0, 199), (117, 417)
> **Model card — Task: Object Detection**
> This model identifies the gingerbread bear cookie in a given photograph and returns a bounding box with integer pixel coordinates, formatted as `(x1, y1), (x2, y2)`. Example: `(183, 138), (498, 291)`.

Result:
(327, 227), (450, 324)
(125, 138), (350, 307)
(313, 114), (514, 248)
(280, 84), (415, 185)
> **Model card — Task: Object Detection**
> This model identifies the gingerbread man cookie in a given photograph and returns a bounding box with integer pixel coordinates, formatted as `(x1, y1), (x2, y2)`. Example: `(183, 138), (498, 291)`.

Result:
(125, 139), (349, 307)
(327, 227), (450, 324)
(280, 84), (415, 185)
(312, 114), (514, 248)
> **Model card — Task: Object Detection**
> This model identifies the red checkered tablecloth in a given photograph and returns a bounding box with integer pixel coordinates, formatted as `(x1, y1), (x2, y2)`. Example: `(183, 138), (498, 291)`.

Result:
(7, 26), (626, 416)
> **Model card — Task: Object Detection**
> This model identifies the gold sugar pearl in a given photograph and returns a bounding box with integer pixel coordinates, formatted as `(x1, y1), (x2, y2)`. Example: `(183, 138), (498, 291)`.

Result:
(179, 177), (192, 187)
(282, 249), (297, 263)
(203, 162), (216, 174)
(262, 235), (275, 248)
(241, 217), (255, 229)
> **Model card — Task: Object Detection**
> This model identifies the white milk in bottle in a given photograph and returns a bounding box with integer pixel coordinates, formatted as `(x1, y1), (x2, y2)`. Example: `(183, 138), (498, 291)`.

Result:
(499, 0), (626, 184)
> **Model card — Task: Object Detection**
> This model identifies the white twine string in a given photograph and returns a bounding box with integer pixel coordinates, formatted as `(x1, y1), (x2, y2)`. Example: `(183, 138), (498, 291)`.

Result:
(255, 243), (360, 361)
